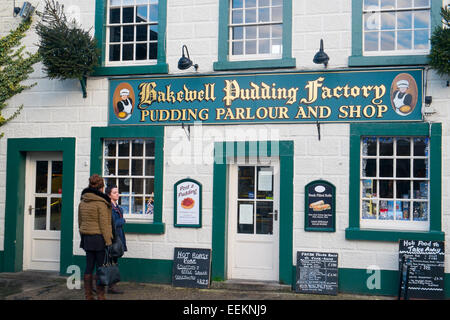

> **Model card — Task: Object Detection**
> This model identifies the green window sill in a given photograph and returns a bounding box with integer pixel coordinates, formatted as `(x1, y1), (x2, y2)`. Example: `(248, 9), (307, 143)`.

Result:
(124, 222), (165, 234)
(345, 227), (445, 242)
(348, 55), (429, 67)
(213, 58), (296, 71)
(91, 63), (169, 77)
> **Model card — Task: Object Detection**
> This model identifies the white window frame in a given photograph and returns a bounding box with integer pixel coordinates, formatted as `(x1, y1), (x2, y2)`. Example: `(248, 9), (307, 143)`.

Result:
(228, 0), (283, 61)
(362, 0), (431, 56)
(106, 0), (159, 66)
(360, 136), (429, 231)
(103, 138), (155, 221)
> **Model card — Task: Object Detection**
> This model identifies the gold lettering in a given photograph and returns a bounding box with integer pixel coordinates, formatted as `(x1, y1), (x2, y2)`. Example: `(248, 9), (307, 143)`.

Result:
(300, 77), (324, 104)
(140, 110), (150, 121)
(363, 105), (376, 118)
(377, 105), (388, 118)
(372, 85), (386, 105)
(295, 106), (309, 119)
(279, 107), (289, 119)
(338, 106), (348, 118)
(198, 109), (208, 121)
(216, 108), (225, 120)
(138, 82), (157, 108)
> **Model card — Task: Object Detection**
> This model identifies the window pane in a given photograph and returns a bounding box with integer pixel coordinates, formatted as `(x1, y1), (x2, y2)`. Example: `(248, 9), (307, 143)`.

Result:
(123, 43), (134, 60)
(364, 0), (379, 11)
(136, 43), (147, 60)
(110, 26), (121, 42)
(123, 26), (134, 42)
(397, 30), (412, 49)
(379, 200), (394, 220)
(245, 40), (257, 54)
(34, 197), (47, 230)
(414, 29), (428, 49)
(362, 159), (376, 177)
(104, 140), (116, 157)
(272, 0), (282, 6)
(396, 180), (410, 198)
(245, 9), (257, 23)
(272, 24), (282, 38)
(233, 26), (244, 40)
(118, 159), (129, 175)
(145, 178), (155, 195)
(362, 137), (377, 156)
(362, 199), (377, 219)
(271, 38), (282, 54)
(232, 41), (244, 55)
(105, 159), (116, 176)
(133, 197), (144, 214)
(414, 10), (429, 28)
(132, 140), (144, 156)
(272, 6), (282, 21)
(379, 138), (393, 155)
(259, 0), (270, 6)
(110, 8), (120, 23)
(132, 178), (144, 194)
(256, 201), (273, 234)
(146, 140), (155, 156)
(397, 11), (412, 29)
(238, 166), (255, 199)
(110, 44), (121, 61)
(259, 25), (270, 38)
(413, 159), (427, 177)
(136, 25), (148, 41)
(232, 0), (243, 8)
(413, 138), (428, 156)
(50, 198), (61, 231)
(413, 202), (428, 221)
(145, 159), (155, 176)
(149, 43), (157, 59)
(150, 25), (158, 40)
(362, 179), (377, 198)
(256, 167), (273, 199)
(259, 39), (270, 54)
(123, 7), (134, 23)
(246, 0), (257, 8)
(396, 138), (410, 156)
(238, 201), (254, 234)
(36, 161), (48, 193)
(380, 31), (395, 50)
(414, 0), (429, 7)
(397, 201), (410, 220)
(119, 195), (130, 214)
(136, 5), (148, 22)
(381, 0), (395, 9)
(119, 178), (130, 194)
(379, 180), (393, 198)
(246, 26), (257, 39)
(232, 9), (243, 24)
(380, 159), (393, 177)
(398, 0), (413, 9)
(259, 7), (270, 22)
(150, 3), (158, 21)
(364, 32), (378, 51)
(396, 159), (410, 177)
(51, 161), (63, 194)
(381, 12), (395, 30)
(413, 181), (428, 199)
(132, 159), (143, 175)
(118, 140), (130, 156)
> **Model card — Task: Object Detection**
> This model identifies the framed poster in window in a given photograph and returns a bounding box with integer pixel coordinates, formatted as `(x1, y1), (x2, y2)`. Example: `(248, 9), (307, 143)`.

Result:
(174, 178), (202, 228)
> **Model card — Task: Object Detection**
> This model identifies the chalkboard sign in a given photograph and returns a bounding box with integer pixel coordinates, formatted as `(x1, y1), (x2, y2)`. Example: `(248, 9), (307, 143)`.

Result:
(172, 247), (211, 289)
(398, 240), (445, 299)
(304, 180), (336, 232)
(295, 251), (338, 295)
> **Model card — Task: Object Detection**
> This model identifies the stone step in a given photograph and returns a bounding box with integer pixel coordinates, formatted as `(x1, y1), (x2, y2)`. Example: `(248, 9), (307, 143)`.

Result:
(211, 279), (292, 292)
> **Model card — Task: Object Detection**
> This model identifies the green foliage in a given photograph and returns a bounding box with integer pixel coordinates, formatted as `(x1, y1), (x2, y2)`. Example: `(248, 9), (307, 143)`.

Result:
(428, 7), (450, 77)
(36, 0), (100, 81)
(0, 17), (40, 138)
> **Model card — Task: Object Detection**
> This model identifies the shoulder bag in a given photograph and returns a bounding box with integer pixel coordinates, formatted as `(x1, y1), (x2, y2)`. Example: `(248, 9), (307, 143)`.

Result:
(96, 247), (121, 286)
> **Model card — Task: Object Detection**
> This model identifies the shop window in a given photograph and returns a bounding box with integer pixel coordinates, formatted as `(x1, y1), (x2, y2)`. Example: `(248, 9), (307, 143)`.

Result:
(346, 123), (443, 242)
(94, 0), (168, 76)
(103, 138), (155, 221)
(349, 0), (442, 66)
(360, 136), (429, 231)
(214, 0), (295, 70)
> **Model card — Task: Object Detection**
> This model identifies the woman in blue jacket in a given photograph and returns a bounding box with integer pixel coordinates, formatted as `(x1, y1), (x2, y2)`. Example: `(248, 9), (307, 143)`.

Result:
(106, 185), (127, 294)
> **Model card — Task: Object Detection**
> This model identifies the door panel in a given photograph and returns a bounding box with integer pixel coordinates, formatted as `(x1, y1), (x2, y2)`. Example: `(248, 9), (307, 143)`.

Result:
(228, 161), (280, 281)
(24, 152), (62, 271)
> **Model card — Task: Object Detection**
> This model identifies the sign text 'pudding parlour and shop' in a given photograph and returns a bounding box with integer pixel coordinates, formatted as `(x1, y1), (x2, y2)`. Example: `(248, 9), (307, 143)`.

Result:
(109, 69), (423, 125)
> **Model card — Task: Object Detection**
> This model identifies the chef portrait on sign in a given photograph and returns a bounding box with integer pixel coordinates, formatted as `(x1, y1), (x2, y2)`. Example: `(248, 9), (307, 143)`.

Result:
(390, 74), (418, 117)
(117, 88), (133, 118)
(112, 83), (135, 121)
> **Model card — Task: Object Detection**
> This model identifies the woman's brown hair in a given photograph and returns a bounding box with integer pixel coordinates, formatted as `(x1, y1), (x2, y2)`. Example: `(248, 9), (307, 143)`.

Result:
(88, 174), (105, 190)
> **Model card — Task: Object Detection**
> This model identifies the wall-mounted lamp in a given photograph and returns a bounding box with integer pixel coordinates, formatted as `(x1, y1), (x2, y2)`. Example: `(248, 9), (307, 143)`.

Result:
(423, 95), (436, 116)
(13, 1), (35, 19)
(178, 45), (198, 71)
(313, 39), (329, 68)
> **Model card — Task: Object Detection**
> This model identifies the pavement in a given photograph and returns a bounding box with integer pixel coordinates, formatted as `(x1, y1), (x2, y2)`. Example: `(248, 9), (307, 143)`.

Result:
(0, 270), (395, 301)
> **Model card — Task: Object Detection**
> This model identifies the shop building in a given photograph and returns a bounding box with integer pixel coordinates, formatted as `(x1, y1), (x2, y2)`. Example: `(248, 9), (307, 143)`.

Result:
(0, 0), (449, 297)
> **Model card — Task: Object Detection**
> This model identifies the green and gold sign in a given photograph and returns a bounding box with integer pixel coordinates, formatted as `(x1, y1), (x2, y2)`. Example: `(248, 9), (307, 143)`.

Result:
(109, 68), (423, 125)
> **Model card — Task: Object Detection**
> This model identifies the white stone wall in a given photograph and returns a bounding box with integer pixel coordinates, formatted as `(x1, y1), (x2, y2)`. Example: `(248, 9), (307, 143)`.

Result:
(0, 0), (449, 276)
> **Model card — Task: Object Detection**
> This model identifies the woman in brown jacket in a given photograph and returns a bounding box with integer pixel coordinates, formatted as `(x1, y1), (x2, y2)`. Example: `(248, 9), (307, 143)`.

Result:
(78, 174), (112, 300)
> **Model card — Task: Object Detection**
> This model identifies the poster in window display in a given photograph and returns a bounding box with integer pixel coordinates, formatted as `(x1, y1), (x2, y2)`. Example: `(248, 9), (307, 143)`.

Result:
(174, 179), (202, 228)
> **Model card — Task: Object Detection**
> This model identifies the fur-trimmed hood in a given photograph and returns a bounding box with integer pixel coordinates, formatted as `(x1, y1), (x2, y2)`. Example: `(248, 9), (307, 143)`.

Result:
(81, 187), (111, 206)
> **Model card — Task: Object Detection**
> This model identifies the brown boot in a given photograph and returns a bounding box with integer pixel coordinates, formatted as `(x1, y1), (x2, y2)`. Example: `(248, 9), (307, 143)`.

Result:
(96, 283), (106, 300)
(83, 274), (95, 300)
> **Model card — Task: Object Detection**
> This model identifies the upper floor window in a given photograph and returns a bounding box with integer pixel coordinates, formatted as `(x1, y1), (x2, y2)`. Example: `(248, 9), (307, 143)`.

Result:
(107, 0), (159, 65)
(363, 0), (431, 56)
(229, 0), (283, 61)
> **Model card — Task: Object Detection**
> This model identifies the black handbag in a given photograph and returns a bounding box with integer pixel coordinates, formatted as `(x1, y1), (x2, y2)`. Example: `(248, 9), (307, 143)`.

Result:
(110, 231), (124, 258)
(96, 247), (120, 286)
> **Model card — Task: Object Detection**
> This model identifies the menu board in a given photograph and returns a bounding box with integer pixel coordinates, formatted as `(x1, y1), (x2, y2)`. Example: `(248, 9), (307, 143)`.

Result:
(295, 251), (338, 295)
(398, 240), (445, 299)
(304, 180), (335, 232)
(172, 247), (211, 289)
(174, 179), (202, 227)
